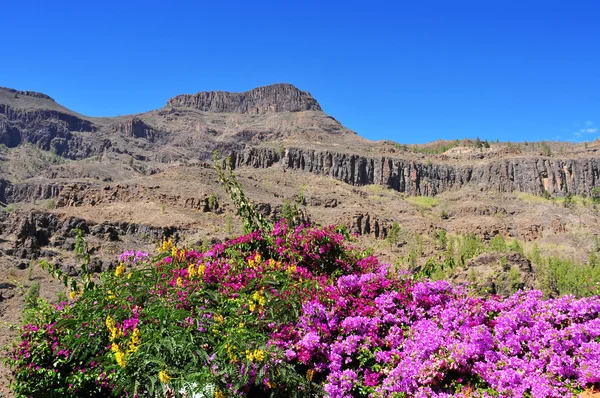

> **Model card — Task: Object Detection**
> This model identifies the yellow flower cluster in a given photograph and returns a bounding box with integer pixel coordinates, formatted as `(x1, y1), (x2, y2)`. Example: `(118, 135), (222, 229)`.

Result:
(215, 388), (225, 398)
(226, 343), (238, 362)
(115, 262), (125, 277)
(266, 258), (283, 270)
(158, 237), (174, 253)
(286, 264), (297, 273)
(176, 276), (183, 288)
(114, 347), (126, 368)
(247, 253), (262, 268)
(128, 328), (141, 354)
(106, 315), (141, 368)
(306, 369), (315, 382)
(187, 261), (206, 279)
(68, 289), (82, 300)
(106, 315), (122, 341)
(188, 263), (196, 278)
(158, 369), (170, 383)
(248, 290), (266, 312)
(245, 348), (266, 362)
(214, 314), (224, 324)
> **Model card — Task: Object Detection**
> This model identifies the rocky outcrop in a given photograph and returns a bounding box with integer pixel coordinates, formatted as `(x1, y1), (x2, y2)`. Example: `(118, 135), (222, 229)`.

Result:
(345, 212), (391, 239)
(264, 148), (600, 197)
(166, 84), (322, 114)
(0, 210), (183, 261)
(0, 87), (54, 100)
(0, 105), (94, 133)
(231, 148), (281, 168)
(111, 117), (160, 142)
(1, 181), (63, 203)
(0, 104), (109, 158)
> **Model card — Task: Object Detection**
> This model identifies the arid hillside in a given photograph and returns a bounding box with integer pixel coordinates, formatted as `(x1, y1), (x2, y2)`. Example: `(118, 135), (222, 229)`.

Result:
(1, 83), (600, 395)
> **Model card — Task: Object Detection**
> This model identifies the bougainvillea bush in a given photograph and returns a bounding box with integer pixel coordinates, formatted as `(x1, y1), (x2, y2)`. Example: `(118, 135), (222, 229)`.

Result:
(6, 221), (600, 397)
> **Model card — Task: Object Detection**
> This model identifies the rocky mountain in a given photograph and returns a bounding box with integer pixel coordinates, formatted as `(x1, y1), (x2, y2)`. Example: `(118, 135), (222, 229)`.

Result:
(166, 83), (322, 114)
(0, 82), (599, 302)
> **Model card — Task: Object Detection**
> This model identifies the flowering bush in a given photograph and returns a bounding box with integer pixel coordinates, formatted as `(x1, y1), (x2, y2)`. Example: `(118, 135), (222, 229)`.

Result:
(6, 221), (600, 397)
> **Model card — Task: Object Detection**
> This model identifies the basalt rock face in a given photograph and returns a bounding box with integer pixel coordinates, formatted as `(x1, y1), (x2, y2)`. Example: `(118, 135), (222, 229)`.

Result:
(111, 117), (161, 142)
(166, 84), (322, 114)
(268, 148), (600, 196)
(0, 210), (184, 262)
(0, 181), (63, 203)
(0, 104), (109, 158)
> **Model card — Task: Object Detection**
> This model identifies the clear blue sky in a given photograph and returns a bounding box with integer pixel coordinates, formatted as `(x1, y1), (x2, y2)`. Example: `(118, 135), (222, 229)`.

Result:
(2, 0), (598, 143)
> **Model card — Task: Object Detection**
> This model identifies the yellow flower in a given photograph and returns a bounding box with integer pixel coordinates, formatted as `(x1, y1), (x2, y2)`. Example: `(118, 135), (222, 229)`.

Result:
(197, 264), (206, 277)
(179, 249), (186, 261)
(171, 246), (178, 259)
(158, 369), (170, 384)
(69, 290), (77, 300)
(215, 387), (225, 398)
(107, 290), (116, 300)
(188, 263), (196, 279)
(306, 369), (315, 382)
(214, 314), (224, 324)
(128, 328), (141, 354)
(115, 263), (125, 277)
(249, 302), (256, 312)
(158, 237), (174, 253)
(253, 349), (265, 362)
(255, 253), (262, 264)
(106, 315), (116, 331)
(267, 380), (276, 389)
(176, 277), (183, 288)
(226, 343), (238, 362)
(115, 349), (126, 368)
(127, 272), (133, 279)
(287, 265), (297, 273)
(245, 349), (265, 362)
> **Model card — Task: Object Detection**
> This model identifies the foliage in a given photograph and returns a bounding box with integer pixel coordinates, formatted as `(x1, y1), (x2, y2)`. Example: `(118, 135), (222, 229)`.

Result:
(457, 233), (483, 266)
(489, 234), (507, 252)
(208, 193), (219, 211)
(540, 141), (552, 156)
(592, 187), (600, 204)
(7, 161), (600, 398)
(213, 151), (270, 233)
(386, 222), (402, 248)
(405, 195), (439, 211)
(8, 225), (600, 397)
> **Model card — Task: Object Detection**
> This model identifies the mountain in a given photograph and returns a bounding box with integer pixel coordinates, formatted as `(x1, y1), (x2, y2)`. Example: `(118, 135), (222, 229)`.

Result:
(2, 83), (600, 394)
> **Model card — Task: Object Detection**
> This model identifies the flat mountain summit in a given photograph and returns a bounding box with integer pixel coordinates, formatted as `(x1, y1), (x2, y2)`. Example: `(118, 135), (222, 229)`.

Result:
(166, 83), (323, 114)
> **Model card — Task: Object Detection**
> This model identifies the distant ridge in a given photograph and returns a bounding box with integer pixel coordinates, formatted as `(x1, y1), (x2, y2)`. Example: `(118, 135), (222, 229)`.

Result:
(0, 87), (54, 101)
(166, 83), (322, 114)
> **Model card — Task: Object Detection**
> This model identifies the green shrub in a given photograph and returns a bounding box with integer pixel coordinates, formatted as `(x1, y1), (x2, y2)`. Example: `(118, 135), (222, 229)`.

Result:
(489, 234), (507, 252)
(387, 222), (402, 248)
(457, 233), (483, 266)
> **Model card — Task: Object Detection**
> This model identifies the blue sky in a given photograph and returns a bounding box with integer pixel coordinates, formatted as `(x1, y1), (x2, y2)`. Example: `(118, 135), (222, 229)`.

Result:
(1, 0), (598, 143)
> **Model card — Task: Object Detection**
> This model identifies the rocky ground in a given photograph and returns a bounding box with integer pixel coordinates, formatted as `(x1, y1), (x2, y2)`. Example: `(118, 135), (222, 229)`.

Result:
(1, 83), (599, 397)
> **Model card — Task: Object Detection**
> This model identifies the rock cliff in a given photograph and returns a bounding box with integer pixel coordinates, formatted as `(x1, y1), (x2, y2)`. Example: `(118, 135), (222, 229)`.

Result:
(232, 147), (600, 196)
(166, 83), (322, 114)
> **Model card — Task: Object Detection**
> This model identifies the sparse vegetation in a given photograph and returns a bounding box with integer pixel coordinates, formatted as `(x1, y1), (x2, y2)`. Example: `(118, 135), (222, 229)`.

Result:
(405, 195), (439, 211)
(540, 141), (552, 156)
